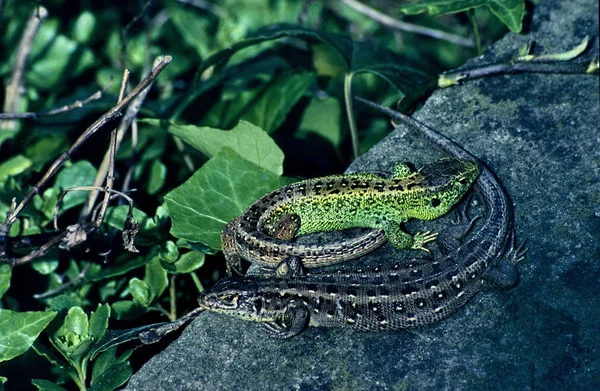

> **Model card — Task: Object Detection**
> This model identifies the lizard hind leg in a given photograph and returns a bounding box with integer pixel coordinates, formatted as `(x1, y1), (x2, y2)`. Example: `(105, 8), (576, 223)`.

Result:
(436, 193), (480, 255)
(482, 230), (527, 289)
(262, 301), (310, 338)
(270, 213), (301, 241)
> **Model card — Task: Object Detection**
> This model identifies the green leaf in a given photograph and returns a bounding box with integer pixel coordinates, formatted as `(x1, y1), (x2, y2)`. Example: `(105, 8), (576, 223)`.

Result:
(129, 278), (152, 307)
(31, 259), (60, 275)
(54, 160), (98, 211)
(88, 304), (110, 342)
(0, 264), (11, 299)
(88, 358), (132, 391)
(298, 97), (342, 147)
(110, 301), (147, 321)
(0, 155), (32, 179)
(0, 376), (5, 390)
(167, 2), (212, 58)
(145, 257), (168, 298)
(143, 119), (285, 175)
(164, 148), (293, 249)
(488, 0), (525, 33)
(47, 294), (84, 312)
(71, 11), (96, 44)
(172, 251), (205, 274)
(28, 23), (96, 89)
(31, 379), (69, 391)
(0, 309), (57, 362)
(147, 160), (166, 195)
(158, 241), (179, 264)
(51, 307), (91, 359)
(240, 72), (315, 133)
(398, 0), (525, 33)
(90, 347), (132, 391)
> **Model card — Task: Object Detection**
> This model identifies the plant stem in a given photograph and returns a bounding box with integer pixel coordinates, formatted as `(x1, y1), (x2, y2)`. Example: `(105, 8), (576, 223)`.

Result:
(467, 8), (482, 56)
(344, 72), (360, 159)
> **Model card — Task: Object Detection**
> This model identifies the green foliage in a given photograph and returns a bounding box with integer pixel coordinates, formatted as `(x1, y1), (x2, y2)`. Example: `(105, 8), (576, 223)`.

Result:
(0, 309), (56, 362)
(165, 148), (293, 250)
(0, 0), (523, 388)
(398, 0), (525, 33)
(144, 119), (285, 174)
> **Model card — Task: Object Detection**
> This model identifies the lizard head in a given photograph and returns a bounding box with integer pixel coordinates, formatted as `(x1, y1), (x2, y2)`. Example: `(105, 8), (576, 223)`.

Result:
(412, 158), (479, 220)
(198, 278), (284, 322)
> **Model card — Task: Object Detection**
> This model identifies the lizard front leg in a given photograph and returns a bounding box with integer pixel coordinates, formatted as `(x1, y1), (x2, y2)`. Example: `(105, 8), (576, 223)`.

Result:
(382, 220), (438, 252)
(221, 218), (244, 276)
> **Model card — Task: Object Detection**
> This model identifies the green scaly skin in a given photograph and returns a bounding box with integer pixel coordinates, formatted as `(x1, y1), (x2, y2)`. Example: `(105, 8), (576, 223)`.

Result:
(222, 157), (479, 275)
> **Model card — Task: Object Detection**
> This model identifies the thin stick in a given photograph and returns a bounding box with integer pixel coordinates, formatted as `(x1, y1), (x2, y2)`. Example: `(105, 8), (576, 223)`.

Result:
(5, 229), (68, 267)
(1, 6), (48, 130)
(467, 9), (482, 56)
(54, 186), (135, 231)
(94, 71), (130, 228)
(3, 55), (172, 231)
(33, 262), (92, 299)
(344, 73), (360, 159)
(0, 85), (109, 119)
(439, 60), (598, 87)
(336, 0), (474, 48)
(81, 56), (161, 223)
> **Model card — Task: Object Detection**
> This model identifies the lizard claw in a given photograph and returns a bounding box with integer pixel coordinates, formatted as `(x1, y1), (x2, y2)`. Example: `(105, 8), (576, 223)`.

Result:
(411, 231), (439, 252)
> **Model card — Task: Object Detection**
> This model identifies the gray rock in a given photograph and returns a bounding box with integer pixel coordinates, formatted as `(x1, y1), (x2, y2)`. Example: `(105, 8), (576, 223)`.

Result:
(125, 0), (599, 389)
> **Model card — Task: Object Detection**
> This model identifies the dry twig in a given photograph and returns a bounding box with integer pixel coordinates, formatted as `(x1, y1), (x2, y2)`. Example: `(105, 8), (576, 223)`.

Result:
(2, 6), (48, 130)
(335, 0), (474, 47)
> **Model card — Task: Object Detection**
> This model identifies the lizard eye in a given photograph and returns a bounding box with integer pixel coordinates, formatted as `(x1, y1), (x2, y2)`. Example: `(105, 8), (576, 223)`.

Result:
(459, 178), (469, 185)
(431, 198), (441, 208)
(217, 294), (239, 308)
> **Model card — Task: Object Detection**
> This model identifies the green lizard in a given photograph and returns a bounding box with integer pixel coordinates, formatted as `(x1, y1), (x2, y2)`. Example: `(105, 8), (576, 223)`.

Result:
(199, 99), (524, 338)
(222, 157), (479, 275)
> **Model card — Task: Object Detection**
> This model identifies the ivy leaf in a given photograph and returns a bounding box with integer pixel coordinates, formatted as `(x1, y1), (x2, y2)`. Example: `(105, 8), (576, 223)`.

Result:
(164, 148), (293, 249)
(0, 264), (11, 299)
(398, 0), (525, 33)
(143, 119), (284, 175)
(0, 309), (57, 362)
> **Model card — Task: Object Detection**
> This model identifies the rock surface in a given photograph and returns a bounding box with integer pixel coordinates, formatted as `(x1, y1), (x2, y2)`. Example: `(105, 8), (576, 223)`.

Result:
(125, 0), (599, 389)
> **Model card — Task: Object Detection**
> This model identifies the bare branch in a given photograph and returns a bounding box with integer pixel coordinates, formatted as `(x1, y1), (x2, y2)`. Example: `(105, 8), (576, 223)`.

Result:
(0, 82), (112, 120)
(33, 262), (92, 299)
(3, 55), (172, 231)
(1, 6), (48, 130)
(334, 0), (474, 48)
